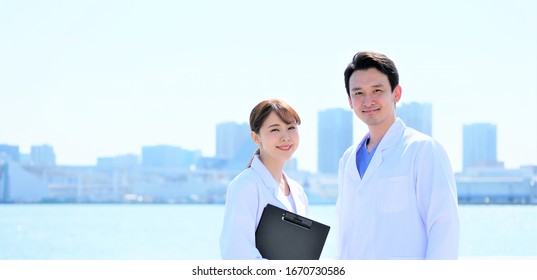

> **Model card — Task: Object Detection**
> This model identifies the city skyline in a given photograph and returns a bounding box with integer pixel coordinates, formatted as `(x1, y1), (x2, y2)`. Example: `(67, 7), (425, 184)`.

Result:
(2, 109), (533, 174)
(1, 1), (536, 173)
(318, 108), (353, 174)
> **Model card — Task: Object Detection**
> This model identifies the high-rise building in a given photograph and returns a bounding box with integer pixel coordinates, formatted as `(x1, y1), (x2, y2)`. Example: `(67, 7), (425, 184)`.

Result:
(216, 122), (257, 171)
(318, 108), (353, 174)
(216, 122), (251, 160)
(30, 144), (56, 167)
(0, 144), (20, 162)
(463, 123), (498, 170)
(142, 145), (200, 169)
(97, 154), (138, 170)
(1, 161), (48, 203)
(397, 102), (432, 136)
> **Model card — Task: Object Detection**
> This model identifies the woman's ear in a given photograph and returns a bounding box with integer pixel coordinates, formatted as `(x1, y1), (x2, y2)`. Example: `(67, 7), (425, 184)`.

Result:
(250, 131), (261, 146)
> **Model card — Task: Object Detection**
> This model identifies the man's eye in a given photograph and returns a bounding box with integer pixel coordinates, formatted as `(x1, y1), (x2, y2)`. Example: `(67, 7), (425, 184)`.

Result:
(271, 129), (279, 132)
(354, 92), (362, 95)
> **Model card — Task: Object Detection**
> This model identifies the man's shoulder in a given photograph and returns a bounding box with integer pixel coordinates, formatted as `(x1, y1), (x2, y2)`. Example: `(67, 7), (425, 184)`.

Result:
(341, 143), (359, 158)
(401, 127), (451, 160)
(402, 127), (435, 144)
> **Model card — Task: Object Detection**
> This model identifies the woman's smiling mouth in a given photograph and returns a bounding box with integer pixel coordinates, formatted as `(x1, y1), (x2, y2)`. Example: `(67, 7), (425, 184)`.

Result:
(277, 144), (292, 151)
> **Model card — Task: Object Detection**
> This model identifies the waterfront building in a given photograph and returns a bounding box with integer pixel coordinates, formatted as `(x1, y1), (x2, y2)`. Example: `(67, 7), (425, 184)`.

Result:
(0, 144), (20, 162)
(216, 122), (249, 160)
(142, 145), (201, 169)
(0, 161), (47, 203)
(215, 121), (257, 172)
(456, 165), (537, 204)
(317, 108), (353, 174)
(397, 102), (432, 136)
(30, 144), (56, 167)
(463, 123), (498, 171)
(97, 154), (138, 170)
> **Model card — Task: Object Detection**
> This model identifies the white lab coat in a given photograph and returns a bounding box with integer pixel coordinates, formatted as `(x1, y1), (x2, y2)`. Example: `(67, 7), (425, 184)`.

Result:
(219, 155), (309, 260)
(336, 118), (460, 259)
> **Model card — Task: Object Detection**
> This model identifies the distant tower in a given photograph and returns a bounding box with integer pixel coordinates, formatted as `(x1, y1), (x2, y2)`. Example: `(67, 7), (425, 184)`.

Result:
(0, 144), (20, 162)
(397, 102), (432, 136)
(30, 144), (56, 167)
(463, 123), (498, 170)
(216, 122), (251, 160)
(318, 108), (353, 174)
(141, 145), (200, 169)
(216, 122), (257, 170)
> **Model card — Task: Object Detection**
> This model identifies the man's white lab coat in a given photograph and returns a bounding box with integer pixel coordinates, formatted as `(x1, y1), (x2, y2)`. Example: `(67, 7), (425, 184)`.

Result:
(220, 155), (309, 259)
(336, 118), (460, 259)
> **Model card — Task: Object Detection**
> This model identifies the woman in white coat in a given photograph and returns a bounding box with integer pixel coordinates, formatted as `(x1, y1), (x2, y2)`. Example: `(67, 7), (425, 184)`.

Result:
(337, 51), (459, 259)
(219, 99), (309, 260)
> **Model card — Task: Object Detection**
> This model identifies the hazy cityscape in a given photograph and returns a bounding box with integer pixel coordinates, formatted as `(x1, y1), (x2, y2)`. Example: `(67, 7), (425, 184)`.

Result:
(1, 102), (536, 205)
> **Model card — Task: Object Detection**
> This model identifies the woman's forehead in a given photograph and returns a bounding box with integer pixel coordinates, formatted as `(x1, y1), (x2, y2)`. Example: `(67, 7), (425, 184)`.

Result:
(263, 111), (296, 126)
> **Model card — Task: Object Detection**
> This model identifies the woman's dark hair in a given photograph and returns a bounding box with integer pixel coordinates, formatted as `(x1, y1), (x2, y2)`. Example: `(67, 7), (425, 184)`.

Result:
(249, 99), (301, 134)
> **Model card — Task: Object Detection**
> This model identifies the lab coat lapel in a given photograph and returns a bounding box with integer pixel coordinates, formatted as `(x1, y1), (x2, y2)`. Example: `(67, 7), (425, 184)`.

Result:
(359, 118), (405, 186)
(287, 175), (307, 216)
(359, 147), (383, 186)
(251, 155), (293, 212)
(347, 136), (367, 186)
(275, 186), (293, 212)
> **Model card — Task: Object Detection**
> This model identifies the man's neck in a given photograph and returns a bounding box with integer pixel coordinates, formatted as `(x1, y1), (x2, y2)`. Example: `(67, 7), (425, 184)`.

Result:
(367, 117), (396, 151)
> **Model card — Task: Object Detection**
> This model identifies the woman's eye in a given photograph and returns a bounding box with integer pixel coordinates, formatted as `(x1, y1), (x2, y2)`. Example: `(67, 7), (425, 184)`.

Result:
(288, 126), (296, 130)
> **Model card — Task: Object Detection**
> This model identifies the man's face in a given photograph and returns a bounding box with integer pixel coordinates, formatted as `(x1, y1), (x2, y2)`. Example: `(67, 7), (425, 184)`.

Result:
(347, 67), (401, 129)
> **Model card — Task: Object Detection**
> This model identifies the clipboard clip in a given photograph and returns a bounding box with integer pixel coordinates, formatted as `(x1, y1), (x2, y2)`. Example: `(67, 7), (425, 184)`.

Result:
(282, 212), (312, 230)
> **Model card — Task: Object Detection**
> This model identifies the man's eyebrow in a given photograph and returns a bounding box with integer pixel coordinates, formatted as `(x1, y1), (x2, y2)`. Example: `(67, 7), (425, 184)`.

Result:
(351, 84), (385, 91)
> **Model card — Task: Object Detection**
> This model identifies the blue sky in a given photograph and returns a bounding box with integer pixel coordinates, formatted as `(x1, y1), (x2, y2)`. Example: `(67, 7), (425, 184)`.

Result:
(1, 0), (536, 173)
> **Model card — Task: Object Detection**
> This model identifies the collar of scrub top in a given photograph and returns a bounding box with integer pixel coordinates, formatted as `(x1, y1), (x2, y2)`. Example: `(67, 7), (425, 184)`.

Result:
(352, 117), (407, 185)
(250, 154), (306, 215)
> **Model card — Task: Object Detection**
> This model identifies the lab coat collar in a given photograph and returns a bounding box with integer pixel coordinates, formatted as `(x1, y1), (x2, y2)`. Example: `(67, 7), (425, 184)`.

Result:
(250, 155), (306, 215)
(376, 117), (405, 151)
(354, 118), (406, 186)
(286, 176), (308, 216)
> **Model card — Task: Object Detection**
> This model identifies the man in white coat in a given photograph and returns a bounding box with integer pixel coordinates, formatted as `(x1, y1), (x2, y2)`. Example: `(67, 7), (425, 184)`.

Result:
(336, 51), (460, 259)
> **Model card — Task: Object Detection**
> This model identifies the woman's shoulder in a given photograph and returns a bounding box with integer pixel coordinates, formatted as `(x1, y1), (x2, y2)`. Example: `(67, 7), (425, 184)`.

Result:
(228, 168), (263, 193)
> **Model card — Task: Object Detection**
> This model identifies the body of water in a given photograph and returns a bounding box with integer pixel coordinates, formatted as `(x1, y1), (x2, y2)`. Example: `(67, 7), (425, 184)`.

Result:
(1, 204), (536, 259)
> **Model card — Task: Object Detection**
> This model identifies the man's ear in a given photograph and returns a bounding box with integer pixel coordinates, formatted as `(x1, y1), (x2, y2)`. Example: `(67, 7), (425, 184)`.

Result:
(393, 85), (402, 103)
(348, 95), (353, 109)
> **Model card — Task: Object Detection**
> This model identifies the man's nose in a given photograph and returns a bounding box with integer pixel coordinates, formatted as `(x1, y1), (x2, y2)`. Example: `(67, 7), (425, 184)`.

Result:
(363, 93), (375, 106)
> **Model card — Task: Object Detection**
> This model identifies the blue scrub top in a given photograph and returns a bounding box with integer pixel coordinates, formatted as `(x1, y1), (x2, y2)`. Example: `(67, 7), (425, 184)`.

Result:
(356, 138), (380, 178)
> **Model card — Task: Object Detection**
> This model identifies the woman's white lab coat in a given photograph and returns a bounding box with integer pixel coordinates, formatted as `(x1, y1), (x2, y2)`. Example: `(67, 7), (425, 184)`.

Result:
(336, 118), (460, 259)
(219, 155), (309, 260)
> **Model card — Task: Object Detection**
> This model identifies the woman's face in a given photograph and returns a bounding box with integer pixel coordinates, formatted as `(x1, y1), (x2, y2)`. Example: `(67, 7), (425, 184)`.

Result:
(251, 111), (299, 164)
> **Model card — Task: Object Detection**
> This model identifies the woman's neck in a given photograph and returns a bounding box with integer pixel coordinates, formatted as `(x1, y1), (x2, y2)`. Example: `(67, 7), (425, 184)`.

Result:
(259, 155), (285, 183)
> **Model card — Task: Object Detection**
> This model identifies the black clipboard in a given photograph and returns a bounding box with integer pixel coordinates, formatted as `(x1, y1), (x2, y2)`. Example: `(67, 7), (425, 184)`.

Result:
(255, 204), (330, 260)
